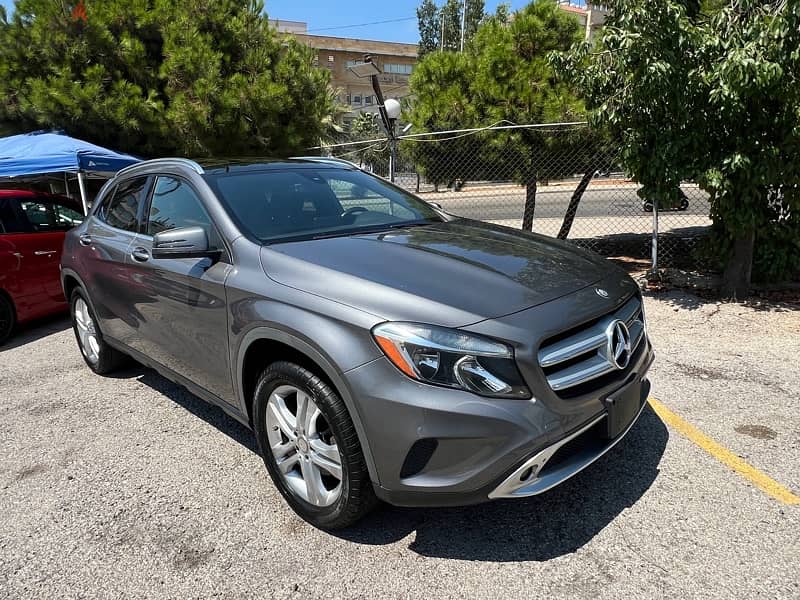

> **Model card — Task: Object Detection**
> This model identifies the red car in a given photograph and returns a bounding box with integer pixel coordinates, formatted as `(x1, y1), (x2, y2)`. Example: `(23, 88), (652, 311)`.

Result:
(0, 189), (84, 344)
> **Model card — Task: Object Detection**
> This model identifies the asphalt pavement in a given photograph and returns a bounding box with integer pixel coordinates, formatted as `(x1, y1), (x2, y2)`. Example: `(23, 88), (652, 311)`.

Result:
(1, 291), (798, 599)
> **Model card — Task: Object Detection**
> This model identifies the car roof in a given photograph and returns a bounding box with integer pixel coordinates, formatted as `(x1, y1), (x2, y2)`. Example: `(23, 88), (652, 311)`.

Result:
(0, 188), (77, 205)
(114, 157), (358, 180)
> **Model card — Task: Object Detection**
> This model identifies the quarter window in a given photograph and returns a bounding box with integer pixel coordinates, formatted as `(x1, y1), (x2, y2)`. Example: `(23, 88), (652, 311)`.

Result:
(100, 177), (149, 232)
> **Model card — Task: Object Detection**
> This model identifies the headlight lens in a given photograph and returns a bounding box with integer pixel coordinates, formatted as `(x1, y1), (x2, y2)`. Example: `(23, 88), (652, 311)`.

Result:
(372, 322), (530, 399)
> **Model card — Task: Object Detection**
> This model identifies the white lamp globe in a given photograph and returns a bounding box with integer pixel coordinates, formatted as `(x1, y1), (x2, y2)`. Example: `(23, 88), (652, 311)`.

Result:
(384, 98), (401, 120)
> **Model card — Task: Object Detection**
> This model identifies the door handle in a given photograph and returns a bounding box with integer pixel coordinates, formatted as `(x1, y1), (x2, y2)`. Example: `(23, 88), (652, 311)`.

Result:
(131, 247), (150, 262)
(34, 250), (57, 256)
(79, 235), (92, 246)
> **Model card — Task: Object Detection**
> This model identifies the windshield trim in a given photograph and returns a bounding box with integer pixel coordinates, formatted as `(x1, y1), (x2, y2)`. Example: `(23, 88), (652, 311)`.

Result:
(263, 219), (438, 245)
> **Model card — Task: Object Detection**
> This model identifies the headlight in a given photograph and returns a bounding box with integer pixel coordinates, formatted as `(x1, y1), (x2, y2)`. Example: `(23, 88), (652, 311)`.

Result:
(372, 322), (530, 399)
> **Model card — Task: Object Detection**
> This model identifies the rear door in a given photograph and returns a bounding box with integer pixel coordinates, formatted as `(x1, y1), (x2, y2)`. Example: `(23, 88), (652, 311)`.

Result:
(82, 176), (151, 345)
(125, 175), (234, 403)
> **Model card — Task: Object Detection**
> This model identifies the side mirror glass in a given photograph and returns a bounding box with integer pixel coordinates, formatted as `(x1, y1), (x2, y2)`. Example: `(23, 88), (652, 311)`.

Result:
(151, 226), (220, 260)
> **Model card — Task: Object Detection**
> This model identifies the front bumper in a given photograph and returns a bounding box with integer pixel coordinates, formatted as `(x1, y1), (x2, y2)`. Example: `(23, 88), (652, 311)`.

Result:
(345, 335), (654, 508)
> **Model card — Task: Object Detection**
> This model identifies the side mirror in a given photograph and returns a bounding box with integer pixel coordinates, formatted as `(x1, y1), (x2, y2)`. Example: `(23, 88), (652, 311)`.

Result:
(428, 201), (443, 210)
(151, 226), (221, 260)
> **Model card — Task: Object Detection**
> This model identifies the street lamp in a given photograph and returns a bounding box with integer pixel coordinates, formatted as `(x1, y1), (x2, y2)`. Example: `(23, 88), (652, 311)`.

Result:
(348, 55), (402, 181)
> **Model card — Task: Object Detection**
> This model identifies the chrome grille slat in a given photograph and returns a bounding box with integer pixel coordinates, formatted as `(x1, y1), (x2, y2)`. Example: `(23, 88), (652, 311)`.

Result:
(538, 295), (646, 394)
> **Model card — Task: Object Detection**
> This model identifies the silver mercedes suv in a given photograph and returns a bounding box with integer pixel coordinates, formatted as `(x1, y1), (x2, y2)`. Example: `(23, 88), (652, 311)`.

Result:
(61, 157), (653, 529)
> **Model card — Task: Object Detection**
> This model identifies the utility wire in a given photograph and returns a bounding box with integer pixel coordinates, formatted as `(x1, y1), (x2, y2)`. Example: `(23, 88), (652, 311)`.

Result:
(306, 16), (416, 34)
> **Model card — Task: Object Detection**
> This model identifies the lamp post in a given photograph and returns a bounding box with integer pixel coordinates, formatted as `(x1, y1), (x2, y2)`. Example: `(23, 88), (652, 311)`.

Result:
(348, 55), (402, 181)
(384, 98), (401, 182)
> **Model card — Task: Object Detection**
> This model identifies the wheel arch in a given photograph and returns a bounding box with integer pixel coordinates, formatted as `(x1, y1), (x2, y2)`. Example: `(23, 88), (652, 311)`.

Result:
(236, 327), (380, 485)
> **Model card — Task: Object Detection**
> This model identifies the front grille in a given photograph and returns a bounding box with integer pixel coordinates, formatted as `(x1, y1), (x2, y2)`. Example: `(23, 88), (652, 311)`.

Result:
(538, 295), (645, 397)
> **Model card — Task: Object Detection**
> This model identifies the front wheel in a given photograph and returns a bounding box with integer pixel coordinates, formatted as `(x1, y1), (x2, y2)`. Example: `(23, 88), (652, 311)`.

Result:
(253, 361), (376, 529)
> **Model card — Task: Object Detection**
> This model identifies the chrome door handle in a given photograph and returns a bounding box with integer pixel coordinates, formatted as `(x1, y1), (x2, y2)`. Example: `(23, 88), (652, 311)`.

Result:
(79, 235), (92, 246)
(131, 247), (150, 262)
(34, 250), (57, 256)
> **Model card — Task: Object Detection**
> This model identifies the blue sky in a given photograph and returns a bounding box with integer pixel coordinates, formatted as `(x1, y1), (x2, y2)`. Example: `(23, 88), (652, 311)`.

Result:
(0, 1), (536, 44)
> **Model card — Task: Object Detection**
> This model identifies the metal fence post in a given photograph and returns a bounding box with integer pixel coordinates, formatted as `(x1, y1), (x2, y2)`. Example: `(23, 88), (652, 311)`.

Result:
(651, 198), (659, 273)
(389, 137), (397, 183)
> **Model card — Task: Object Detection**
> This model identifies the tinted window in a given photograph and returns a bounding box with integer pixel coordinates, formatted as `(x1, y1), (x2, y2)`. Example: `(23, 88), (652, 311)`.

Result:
(20, 201), (51, 230)
(53, 204), (84, 229)
(206, 168), (441, 243)
(146, 176), (221, 248)
(0, 198), (26, 233)
(99, 177), (149, 232)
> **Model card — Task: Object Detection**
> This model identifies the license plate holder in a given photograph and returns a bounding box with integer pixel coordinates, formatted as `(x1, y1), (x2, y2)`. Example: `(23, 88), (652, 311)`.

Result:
(602, 378), (643, 439)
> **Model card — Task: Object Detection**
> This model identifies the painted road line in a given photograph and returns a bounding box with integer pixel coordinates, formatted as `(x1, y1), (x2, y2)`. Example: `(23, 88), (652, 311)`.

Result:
(648, 397), (800, 506)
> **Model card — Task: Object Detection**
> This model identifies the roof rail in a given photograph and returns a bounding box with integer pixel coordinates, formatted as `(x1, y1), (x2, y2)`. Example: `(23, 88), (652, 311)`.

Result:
(114, 157), (205, 178)
(290, 156), (361, 170)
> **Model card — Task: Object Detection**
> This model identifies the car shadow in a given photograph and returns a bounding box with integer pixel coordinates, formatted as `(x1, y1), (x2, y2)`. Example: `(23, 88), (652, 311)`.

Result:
(106, 361), (668, 562)
(110, 363), (258, 454)
(1, 314), (71, 351)
(333, 404), (668, 562)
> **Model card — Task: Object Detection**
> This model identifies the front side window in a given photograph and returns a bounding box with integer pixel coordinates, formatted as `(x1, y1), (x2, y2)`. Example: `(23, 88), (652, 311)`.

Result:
(52, 204), (84, 229)
(146, 176), (220, 248)
(205, 167), (442, 243)
(99, 177), (149, 232)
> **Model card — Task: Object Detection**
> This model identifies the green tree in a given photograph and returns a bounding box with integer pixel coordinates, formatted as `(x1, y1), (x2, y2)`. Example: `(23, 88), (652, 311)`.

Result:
(0, 0), (335, 157)
(556, 0), (800, 295)
(417, 0), (439, 57)
(408, 1), (586, 223)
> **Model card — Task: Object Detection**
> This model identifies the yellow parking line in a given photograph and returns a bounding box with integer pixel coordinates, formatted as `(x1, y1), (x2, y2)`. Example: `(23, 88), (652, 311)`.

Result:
(648, 397), (800, 506)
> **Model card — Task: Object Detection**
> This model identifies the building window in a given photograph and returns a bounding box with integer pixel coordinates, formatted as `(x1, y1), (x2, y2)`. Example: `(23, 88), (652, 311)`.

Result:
(327, 55), (334, 63)
(352, 95), (362, 105)
(345, 94), (351, 104)
(364, 95), (373, 105)
(346, 59), (365, 68)
(383, 63), (413, 75)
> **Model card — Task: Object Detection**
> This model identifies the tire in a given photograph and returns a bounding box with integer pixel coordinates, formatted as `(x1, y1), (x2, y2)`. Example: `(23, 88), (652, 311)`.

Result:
(70, 288), (125, 374)
(252, 361), (377, 529)
(679, 198), (689, 211)
(0, 292), (16, 346)
(642, 201), (653, 212)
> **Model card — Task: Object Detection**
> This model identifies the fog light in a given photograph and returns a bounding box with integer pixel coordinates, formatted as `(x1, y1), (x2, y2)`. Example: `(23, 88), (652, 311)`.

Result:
(454, 356), (513, 395)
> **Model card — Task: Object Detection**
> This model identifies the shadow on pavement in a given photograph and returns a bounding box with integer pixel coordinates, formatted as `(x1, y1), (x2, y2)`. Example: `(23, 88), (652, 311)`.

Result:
(111, 363), (259, 454)
(335, 404), (668, 562)
(1, 314), (71, 351)
(111, 361), (668, 563)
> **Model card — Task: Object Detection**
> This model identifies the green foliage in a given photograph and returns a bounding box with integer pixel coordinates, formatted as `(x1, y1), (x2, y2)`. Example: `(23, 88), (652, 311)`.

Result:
(407, 0), (587, 186)
(416, 0), (485, 56)
(556, 0), (800, 285)
(0, 0), (335, 157)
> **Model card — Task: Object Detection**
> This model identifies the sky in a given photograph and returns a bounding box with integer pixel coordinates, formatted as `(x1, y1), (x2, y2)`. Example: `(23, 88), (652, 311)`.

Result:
(0, 1), (539, 44)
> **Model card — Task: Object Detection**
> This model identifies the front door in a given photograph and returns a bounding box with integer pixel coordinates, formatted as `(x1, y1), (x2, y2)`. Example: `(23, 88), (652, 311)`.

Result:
(125, 175), (234, 404)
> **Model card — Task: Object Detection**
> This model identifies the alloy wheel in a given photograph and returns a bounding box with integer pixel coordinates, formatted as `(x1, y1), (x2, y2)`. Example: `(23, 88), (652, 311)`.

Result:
(265, 384), (343, 507)
(73, 297), (100, 364)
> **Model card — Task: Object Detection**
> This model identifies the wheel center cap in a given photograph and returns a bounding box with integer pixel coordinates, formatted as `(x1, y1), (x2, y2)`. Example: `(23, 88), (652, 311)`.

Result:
(297, 437), (309, 454)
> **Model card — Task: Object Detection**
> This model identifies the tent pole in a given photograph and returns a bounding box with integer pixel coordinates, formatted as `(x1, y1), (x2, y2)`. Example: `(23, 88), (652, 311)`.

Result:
(77, 171), (89, 215)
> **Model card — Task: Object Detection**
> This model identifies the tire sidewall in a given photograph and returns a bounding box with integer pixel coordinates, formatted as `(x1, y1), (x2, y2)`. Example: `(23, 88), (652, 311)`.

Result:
(69, 288), (114, 374)
(253, 363), (355, 529)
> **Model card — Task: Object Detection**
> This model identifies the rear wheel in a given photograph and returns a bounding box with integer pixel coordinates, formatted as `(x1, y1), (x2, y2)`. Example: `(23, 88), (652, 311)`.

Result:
(70, 288), (125, 374)
(0, 293), (15, 345)
(253, 361), (376, 529)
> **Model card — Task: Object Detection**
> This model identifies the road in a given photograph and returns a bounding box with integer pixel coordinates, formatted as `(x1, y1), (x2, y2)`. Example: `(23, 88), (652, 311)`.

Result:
(1, 292), (798, 599)
(413, 182), (712, 237)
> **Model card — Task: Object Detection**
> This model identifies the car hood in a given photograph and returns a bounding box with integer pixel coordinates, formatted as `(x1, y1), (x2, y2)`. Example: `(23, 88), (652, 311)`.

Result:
(261, 219), (618, 327)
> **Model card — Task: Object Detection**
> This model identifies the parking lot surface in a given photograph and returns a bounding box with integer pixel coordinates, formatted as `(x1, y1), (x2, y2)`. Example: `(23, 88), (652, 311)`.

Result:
(1, 291), (798, 599)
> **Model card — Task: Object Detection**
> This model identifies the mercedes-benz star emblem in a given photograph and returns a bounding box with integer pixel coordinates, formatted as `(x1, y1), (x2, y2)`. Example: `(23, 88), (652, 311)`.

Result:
(595, 287), (609, 298)
(606, 320), (632, 370)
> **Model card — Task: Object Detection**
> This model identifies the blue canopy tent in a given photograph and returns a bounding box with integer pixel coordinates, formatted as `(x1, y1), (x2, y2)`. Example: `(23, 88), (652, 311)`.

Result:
(0, 131), (140, 214)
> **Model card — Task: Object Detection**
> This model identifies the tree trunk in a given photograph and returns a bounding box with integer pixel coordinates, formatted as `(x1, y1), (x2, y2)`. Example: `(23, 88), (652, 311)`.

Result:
(557, 168), (595, 240)
(722, 227), (755, 299)
(522, 174), (537, 231)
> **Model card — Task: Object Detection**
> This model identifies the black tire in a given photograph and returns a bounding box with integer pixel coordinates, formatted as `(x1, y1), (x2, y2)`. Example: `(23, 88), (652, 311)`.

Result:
(679, 198), (689, 211)
(642, 201), (653, 212)
(69, 288), (126, 374)
(0, 292), (16, 346)
(252, 361), (377, 529)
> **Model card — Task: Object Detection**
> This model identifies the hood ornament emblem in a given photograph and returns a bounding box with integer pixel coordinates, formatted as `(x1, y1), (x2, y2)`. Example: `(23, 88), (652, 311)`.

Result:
(595, 288), (609, 299)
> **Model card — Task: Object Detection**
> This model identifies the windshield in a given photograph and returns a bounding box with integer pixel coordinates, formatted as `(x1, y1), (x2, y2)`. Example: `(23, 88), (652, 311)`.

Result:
(205, 167), (443, 243)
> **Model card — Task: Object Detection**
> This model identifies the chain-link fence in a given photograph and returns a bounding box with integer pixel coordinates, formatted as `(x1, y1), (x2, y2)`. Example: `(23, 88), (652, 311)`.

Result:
(320, 123), (711, 270)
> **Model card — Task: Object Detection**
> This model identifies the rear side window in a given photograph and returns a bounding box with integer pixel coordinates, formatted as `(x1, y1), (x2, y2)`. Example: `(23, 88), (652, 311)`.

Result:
(98, 177), (149, 232)
(20, 201), (52, 230)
